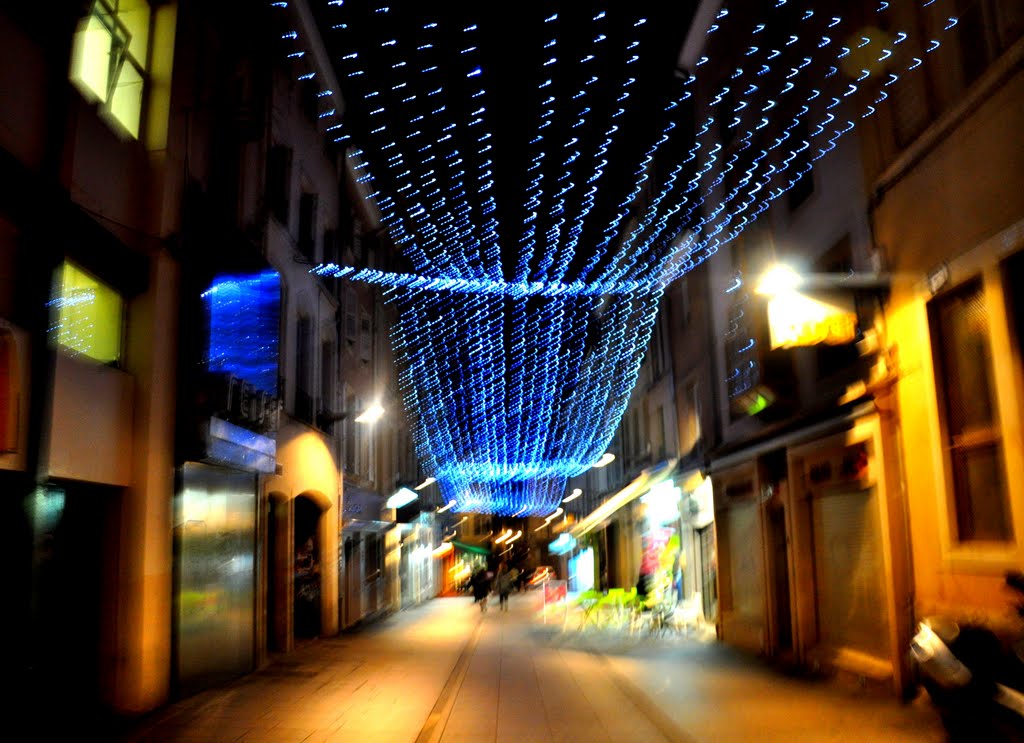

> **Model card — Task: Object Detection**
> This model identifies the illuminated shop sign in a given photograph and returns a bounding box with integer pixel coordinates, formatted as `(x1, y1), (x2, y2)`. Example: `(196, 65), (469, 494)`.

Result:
(766, 291), (857, 349)
(548, 533), (576, 555)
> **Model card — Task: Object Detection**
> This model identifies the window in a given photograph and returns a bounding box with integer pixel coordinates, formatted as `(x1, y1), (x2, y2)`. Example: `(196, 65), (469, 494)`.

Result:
(298, 192), (318, 261)
(364, 532), (382, 583)
(655, 405), (666, 461)
(681, 379), (702, 456)
(322, 229), (339, 266)
(678, 278), (691, 331)
(930, 279), (1013, 542)
(344, 390), (356, 472)
(650, 302), (669, 379)
(266, 146), (292, 225)
(344, 289), (358, 344)
(359, 313), (372, 363)
(295, 316), (313, 424)
(318, 340), (334, 432)
(69, 0), (150, 138)
(49, 260), (123, 364)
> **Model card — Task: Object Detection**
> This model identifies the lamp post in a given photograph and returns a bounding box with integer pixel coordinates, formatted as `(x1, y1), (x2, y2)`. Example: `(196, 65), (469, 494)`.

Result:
(319, 402), (385, 424)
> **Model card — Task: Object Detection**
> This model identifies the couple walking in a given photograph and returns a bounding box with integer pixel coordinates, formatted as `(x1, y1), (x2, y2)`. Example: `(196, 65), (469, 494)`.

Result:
(471, 560), (516, 612)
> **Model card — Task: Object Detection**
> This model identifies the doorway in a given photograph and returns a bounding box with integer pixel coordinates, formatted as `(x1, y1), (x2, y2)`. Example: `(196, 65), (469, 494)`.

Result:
(769, 505), (793, 652)
(293, 495), (321, 639)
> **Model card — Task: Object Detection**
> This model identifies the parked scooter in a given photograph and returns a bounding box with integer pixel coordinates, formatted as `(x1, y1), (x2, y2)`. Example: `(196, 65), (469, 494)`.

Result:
(909, 571), (1024, 741)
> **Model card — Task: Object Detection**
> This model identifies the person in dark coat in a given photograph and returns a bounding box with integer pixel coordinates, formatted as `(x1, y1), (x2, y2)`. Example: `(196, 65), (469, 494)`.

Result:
(470, 566), (490, 612)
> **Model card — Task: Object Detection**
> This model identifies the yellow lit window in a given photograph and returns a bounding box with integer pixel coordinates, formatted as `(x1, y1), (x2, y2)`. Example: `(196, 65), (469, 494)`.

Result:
(69, 0), (150, 139)
(50, 261), (124, 364)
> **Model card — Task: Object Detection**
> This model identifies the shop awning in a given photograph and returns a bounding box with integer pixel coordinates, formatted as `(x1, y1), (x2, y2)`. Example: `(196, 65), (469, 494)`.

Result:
(342, 518), (395, 534)
(451, 540), (490, 556)
(570, 458), (678, 538)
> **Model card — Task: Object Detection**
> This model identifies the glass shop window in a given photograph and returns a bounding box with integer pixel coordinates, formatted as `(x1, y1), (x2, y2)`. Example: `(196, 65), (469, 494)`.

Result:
(929, 278), (1013, 542)
(69, 0), (150, 139)
(49, 260), (124, 364)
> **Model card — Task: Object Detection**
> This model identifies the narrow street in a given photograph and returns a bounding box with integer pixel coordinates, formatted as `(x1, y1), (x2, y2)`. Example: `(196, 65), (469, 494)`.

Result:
(109, 594), (948, 743)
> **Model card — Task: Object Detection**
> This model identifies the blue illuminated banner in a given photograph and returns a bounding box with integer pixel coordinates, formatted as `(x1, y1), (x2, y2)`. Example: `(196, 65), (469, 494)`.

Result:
(203, 271), (281, 397)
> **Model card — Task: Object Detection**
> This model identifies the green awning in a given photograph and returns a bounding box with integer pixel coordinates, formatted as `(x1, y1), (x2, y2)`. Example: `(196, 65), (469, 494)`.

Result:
(451, 540), (490, 556)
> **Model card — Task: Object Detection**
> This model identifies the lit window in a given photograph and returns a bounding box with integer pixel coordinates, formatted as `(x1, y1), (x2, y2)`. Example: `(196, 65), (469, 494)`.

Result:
(49, 261), (124, 364)
(69, 0), (150, 139)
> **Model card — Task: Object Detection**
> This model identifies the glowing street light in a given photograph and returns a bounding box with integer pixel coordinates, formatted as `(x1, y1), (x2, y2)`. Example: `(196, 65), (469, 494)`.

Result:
(755, 263), (802, 296)
(592, 452), (616, 468)
(354, 402), (385, 424)
(386, 487), (418, 509)
(563, 488), (582, 503)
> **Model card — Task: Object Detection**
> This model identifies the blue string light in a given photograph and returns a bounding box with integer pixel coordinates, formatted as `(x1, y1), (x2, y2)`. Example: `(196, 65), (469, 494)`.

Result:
(276, 0), (958, 515)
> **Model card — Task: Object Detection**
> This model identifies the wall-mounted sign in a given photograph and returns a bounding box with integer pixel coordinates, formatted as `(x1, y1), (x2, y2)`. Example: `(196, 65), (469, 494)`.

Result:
(767, 291), (857, 349)
(548, 532), (576, 555)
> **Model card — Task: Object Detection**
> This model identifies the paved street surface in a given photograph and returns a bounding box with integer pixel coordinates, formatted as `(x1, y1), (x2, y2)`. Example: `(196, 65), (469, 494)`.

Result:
(100, 593), (947, 742)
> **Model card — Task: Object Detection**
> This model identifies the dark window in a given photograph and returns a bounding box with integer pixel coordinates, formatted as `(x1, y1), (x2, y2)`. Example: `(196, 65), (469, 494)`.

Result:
(298, 192), (317, 261)
(266, 146), (292, 224)
(815, 234), (853, 274)
(302, 81), (320, 124)
(678, 278), (691, 331)
(344, 392), (357, 472)
(295, 316), (313, 424)
(323, 229), (339, 266)
(930, 279), (1012, 542)
(364, 533), (382, 583)
(318, 340), (334, 434)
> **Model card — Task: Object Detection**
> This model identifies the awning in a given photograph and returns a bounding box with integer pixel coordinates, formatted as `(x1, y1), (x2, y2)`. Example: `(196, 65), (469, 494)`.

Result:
(570, 458), (678, 537)
(451, 540), (490, 556)
(342, 518), (395, 534)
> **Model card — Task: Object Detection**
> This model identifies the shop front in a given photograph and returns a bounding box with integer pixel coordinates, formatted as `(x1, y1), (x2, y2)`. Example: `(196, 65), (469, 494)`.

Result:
(399, 513), (438, 608)
(709, 405), (911, 692)
(570, 459), (681, 601)
(340, 485), (394, 628)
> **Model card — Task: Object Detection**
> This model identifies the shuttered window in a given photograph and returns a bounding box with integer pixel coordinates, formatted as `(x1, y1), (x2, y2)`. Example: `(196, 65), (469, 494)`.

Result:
(811, 487), (890, 658)
(725, 502), (765, 623)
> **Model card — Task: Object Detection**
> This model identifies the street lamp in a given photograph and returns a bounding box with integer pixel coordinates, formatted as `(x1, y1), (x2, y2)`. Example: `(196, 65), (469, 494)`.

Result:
(318, 402), (385, 424)
(755, 263), (891, 296)
(386, 486), (418, 509)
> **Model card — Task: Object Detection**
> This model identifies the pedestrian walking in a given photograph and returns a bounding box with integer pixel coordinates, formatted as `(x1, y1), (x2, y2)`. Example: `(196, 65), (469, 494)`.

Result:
(495, 561), (514, 612)
(470, 566), (491, 612)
